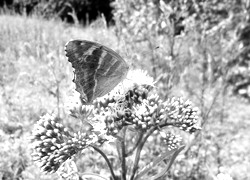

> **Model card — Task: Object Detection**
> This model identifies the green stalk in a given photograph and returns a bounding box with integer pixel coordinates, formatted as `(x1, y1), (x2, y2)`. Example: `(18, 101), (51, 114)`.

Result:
(91, 145), (117, 180)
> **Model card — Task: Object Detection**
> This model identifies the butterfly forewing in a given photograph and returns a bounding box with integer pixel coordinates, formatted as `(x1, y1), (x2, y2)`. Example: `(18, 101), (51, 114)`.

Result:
(65, 40), (129, 104)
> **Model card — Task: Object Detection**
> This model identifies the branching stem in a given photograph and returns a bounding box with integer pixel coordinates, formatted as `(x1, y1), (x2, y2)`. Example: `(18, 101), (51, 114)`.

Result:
(121, 128), (127, 180)
(130, 127), (157, 180)
(126, 132), (143, 157)
(91, 145), (117, 180)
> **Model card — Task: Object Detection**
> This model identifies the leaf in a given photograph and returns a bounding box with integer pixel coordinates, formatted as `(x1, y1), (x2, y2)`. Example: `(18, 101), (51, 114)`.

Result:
(151, 146), (185, 180)
(135, 145), (185, 180)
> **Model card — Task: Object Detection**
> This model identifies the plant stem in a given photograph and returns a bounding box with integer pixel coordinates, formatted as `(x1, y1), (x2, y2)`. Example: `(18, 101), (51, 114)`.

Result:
(121, 128), (127, 180)
(126, 132), (143, 157)
(130, 128), (156, 180)
(90, 145), (117, 180)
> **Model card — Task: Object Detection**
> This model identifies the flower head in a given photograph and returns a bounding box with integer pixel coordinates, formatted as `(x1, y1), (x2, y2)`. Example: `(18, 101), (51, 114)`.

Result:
(31, 113), (96, 173)
(68, 70), (200, 137)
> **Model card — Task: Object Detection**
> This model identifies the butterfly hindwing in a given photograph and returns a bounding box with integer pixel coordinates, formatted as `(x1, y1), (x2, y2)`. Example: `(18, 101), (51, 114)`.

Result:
(65, 40), (129, 104)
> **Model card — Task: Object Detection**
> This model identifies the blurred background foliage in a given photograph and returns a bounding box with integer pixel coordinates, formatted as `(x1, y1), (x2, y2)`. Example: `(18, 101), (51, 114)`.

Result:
(0, 0), (250, 180)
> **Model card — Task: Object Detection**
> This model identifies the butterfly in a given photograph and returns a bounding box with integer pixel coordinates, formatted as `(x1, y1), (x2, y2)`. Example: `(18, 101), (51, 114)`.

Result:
(65, 40), (129, 104)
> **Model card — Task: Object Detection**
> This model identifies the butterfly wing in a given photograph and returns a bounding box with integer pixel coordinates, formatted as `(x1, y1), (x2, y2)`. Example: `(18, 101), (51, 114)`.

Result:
(65, 40), (129, 104)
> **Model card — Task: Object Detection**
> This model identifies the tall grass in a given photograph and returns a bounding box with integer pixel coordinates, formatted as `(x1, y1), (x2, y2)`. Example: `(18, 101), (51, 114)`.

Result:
(0, 14), (119, 122)
(0, 14), (118, 180)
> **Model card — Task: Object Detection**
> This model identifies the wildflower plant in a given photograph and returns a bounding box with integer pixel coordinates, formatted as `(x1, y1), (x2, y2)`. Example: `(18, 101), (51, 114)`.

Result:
(31, 70), (200, 180)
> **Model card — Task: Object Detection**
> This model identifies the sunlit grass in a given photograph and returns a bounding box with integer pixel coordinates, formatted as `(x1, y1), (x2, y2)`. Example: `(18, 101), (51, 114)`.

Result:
(0, 14), (120, 180)
(0, 14), (120, 121)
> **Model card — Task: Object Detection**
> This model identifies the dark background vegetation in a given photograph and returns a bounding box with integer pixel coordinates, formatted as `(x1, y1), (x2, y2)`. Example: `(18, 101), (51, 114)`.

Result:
(0, 0), (250, 180)
(0, 0), (115, 24)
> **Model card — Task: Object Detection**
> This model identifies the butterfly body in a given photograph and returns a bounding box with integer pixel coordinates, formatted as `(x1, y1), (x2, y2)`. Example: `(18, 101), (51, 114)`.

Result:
(65, 40), (129, 104)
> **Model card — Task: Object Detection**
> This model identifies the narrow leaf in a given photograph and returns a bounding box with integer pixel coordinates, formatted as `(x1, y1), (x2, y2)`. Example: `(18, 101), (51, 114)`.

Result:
(152, 145), (185, 180)
(135, 145), (185, 180)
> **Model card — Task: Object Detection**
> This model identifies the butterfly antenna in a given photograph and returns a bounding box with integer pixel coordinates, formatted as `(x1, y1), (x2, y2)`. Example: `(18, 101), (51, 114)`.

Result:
(141, 45), (160, 56)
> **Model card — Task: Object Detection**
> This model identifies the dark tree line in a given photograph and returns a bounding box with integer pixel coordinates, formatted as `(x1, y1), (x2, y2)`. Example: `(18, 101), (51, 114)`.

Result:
(0, 0), (114, 25)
